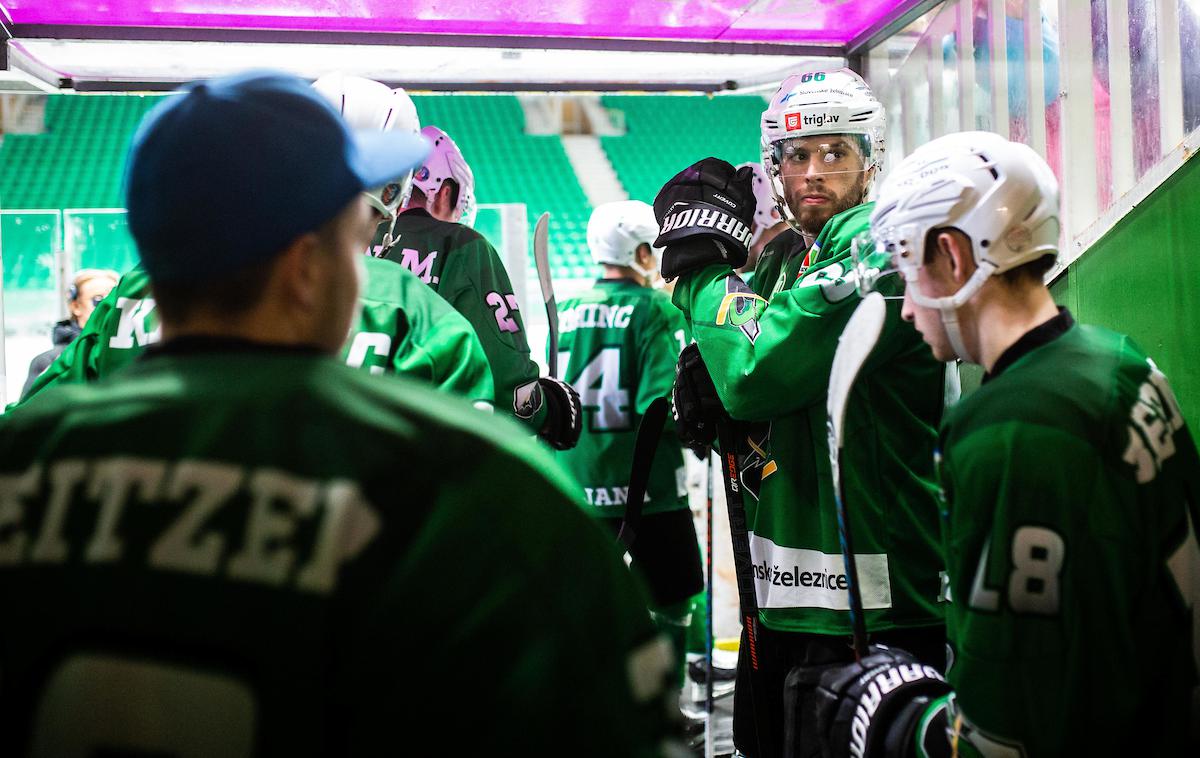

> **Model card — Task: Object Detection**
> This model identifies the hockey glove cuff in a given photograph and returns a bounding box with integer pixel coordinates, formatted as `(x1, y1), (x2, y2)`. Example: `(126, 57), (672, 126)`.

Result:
(536, 376), (582, 451)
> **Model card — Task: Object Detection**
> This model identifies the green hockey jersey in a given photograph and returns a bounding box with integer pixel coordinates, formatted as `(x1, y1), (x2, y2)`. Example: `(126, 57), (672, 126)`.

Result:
(0, 346), (670, 755)
(382, 209), (544, 428)
(917, 314), (1200, 757)
(671, 202), (945, 635)
(556, 279), (689, 518)
(19, 257), (494, 408)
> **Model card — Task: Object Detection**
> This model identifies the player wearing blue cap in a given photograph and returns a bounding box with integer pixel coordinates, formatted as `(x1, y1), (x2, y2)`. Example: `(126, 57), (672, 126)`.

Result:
(0, 72), (671, 756)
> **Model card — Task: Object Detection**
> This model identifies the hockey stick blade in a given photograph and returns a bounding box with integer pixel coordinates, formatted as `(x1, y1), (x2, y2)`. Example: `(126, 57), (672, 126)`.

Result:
(532, 212), (559, 378)
(616, 396), (669, 550)
(826, 291), (888, 660)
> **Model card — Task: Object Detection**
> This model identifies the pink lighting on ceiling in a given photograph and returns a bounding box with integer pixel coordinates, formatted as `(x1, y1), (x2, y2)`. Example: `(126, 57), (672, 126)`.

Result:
(1, 1), (909, 46)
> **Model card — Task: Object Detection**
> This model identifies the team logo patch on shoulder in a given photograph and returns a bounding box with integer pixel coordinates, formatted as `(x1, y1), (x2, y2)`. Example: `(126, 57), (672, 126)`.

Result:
(714, 276), (767, 343)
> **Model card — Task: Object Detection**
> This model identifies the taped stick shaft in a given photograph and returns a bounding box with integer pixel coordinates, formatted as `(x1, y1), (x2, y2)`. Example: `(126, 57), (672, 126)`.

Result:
(715, 420), (768, 756)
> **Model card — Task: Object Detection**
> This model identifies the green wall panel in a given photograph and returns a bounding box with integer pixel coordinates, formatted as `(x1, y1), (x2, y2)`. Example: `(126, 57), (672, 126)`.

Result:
(1049, 154), (1200, 431)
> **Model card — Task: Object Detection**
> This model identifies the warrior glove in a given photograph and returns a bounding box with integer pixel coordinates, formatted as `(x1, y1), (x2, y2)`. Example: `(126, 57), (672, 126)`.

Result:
(535, 376), (582, 451)
(672, 344), (725, 458)
(806, 645), (952, 758)
(653, 157), (758, 280)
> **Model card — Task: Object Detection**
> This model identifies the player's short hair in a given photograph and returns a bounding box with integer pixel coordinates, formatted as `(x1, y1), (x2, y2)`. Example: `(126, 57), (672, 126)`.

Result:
(921, 227), (1053, 285)
(151, 257), (278, 323)
(408, 180), (459, 214)
(921, 226), (963, 265)
(998, 254), (1055, 285)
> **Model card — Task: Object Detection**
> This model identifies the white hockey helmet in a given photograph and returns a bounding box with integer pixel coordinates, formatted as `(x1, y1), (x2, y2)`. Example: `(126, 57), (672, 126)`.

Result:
(412, 126), (476, 223)
(311, 72), (421, 220)
(736, 161), (783, 246)
(587, 200), (662, 276)
(867, 130), (1060, 360)
(761, 68), (886, 232)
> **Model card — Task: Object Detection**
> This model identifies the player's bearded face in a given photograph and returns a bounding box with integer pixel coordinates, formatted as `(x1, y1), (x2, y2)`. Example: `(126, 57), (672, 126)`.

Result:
(778, 136), (870, 238)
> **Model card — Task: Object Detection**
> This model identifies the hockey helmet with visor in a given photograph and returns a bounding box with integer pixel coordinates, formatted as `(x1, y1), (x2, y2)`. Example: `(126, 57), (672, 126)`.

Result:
(761, 69), (886, 233)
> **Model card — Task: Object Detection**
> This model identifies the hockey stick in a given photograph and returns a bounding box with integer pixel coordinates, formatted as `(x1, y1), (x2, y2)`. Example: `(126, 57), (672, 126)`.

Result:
(532, 212), (559, 378)
(704, 449), (716, 758)
(616, 396), (669, 550)
(715, 417), (768, 756)
(826, 291), (888, 662)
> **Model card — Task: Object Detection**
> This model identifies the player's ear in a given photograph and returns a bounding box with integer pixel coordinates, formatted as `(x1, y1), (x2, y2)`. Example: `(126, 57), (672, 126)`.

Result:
(276, 231), (324, 310)
(635, 243), (654, 269)
(436, 183), (456, 217)
(936, 230), (973, 285)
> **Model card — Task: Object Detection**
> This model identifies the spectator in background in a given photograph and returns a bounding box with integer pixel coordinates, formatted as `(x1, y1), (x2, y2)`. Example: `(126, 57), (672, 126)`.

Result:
(22, 267), (118, 395)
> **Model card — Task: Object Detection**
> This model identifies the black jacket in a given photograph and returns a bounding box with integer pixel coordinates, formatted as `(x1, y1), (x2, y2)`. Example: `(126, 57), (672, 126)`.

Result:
(21, 319), (81, 399)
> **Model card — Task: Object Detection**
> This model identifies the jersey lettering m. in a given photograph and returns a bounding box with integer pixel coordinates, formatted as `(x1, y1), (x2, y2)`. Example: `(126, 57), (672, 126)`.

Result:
(382, 209), (544, 428)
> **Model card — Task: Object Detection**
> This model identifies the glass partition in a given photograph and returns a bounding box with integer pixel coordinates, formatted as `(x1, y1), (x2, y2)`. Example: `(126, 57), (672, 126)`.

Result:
(869, 0), (1197, 267)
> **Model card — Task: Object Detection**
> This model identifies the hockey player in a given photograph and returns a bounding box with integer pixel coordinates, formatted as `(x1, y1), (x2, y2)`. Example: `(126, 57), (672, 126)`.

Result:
(808, 131), (1200, 757)
(19, 75), (494, 409)
(0, 71), (670, 756)
(557, 200), (704, 683)
(381, 125), (582, 450)
(660, 69), (947, 757)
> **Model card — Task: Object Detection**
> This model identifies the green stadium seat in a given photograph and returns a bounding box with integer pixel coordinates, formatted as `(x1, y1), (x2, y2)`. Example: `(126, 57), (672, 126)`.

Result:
(599, 94), (766, 204)
(2, 92), (764, 286)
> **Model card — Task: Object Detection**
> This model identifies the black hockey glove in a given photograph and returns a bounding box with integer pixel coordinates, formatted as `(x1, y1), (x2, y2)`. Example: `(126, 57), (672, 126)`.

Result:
(804, 645), (952, 758)
(672, 343), (725, 458)
(654, 157), (757, 280)
(535, 376), (582, 451)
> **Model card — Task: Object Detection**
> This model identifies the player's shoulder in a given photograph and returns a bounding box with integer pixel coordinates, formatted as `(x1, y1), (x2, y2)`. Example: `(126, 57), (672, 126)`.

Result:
(427, 214), (491, 250)
(113, 265), (152, 296)
(640, 285), (679, 321)
(946, 322), (1140, 447)
(761, 227), (804, 259)
(360, 254), (432, 305)
(393, 211), (492, 253)
(2, 352), (568, 492)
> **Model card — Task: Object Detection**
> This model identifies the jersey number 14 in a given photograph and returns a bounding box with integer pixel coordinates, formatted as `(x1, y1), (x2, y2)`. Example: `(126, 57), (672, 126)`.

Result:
(558, 347), (629, 431)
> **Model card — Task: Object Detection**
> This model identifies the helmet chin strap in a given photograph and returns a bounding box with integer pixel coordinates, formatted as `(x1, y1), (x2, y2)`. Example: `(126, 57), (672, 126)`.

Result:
(906, 261), (996, 364)
(939, 304), (974, 363)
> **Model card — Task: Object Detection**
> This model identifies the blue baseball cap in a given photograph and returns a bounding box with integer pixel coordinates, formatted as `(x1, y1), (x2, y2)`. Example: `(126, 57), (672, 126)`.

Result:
(125, 70), (430, 283)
